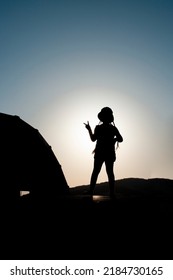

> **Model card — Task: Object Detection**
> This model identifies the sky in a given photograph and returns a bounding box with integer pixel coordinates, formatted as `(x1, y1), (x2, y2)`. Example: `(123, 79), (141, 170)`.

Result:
(0, 0), (173, 187)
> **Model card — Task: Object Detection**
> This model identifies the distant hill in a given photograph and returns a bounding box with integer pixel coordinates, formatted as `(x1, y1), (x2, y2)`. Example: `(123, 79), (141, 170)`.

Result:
(70, 177), (173, 197)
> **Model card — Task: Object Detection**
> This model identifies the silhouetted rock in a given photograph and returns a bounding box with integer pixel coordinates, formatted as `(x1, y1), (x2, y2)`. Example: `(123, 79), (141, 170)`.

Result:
(0, 112), (69, 204)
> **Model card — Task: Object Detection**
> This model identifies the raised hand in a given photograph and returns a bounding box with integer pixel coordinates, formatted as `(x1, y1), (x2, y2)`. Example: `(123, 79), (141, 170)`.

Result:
(84, 121), (91, 130)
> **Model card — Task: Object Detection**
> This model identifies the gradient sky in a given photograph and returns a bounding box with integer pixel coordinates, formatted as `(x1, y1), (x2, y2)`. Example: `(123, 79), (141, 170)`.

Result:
(1, 0), (173, 187)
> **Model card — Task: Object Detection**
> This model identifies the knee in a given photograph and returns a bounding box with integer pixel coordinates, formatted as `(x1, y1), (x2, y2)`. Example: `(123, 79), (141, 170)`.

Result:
(107, 171), (114, 180)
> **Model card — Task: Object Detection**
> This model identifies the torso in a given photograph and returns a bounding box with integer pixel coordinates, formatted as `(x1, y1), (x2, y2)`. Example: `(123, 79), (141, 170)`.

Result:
(94, 124), (116, 161)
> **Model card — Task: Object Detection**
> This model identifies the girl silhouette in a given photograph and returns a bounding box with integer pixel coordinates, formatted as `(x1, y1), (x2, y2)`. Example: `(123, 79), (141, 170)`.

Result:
(84, 107), (123, 197)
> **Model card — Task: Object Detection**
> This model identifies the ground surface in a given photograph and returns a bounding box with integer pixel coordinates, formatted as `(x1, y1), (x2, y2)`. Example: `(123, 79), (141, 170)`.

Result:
(1, 186), (173, 260)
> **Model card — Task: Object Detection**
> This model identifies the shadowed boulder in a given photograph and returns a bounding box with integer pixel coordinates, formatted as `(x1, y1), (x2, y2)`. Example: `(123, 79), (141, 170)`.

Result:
(0, 112), (69, 202)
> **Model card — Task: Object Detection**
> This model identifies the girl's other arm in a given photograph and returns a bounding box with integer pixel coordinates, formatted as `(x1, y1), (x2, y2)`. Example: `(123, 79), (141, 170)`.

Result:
(114, 127), (123, 143)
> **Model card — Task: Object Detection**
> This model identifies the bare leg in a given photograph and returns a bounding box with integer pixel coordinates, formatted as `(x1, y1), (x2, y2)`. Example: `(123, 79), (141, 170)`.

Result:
(89, 158), (103, 194)
(105, 160), (115, 197)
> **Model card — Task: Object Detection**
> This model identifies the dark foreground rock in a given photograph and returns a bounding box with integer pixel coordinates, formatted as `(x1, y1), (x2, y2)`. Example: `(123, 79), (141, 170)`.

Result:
(1, 188), (173, 260)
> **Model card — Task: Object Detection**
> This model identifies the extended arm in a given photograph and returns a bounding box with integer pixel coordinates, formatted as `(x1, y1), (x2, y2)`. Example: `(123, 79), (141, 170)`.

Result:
(84, 121), (97, 142)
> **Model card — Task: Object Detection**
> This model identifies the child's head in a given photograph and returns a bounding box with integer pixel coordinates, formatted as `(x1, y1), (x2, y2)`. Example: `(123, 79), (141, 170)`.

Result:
(98, 107), (114, 123)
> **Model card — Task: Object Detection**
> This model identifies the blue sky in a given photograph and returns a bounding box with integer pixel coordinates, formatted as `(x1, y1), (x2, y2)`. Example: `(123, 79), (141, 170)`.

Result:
(0, 0), (173, 187)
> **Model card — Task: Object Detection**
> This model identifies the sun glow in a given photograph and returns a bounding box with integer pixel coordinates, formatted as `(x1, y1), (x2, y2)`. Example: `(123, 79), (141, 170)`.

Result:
(36, 86), (165, 187)
(36, 87), (128, 186)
